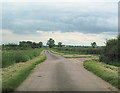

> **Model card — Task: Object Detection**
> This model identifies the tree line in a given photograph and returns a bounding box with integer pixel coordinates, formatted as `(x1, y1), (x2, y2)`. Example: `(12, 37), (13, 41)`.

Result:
(46, 38), (97, 48)
(2, 38), (64, 50)
(2, 41), (43, 50)
(2, 37), (98, 50)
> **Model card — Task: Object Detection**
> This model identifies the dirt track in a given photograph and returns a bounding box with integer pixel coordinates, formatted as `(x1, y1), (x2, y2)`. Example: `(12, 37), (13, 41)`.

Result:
(15, 50), (118, 91)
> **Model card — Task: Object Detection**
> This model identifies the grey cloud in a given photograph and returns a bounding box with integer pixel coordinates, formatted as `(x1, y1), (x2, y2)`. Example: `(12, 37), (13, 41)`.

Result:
(2, 2), (117, 35)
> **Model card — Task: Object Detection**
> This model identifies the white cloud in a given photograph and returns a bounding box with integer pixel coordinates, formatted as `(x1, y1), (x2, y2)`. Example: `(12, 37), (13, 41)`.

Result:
(2, 30), (117, 46)
(2, 1), (117, 34)
(2, 0), (119, 3)
(2, 29), (13, 35)
(1, 0), (118, 46)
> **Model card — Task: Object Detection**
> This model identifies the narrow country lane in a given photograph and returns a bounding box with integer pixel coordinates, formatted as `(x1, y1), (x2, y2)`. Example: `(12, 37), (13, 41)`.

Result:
(15, 50), (118, 91)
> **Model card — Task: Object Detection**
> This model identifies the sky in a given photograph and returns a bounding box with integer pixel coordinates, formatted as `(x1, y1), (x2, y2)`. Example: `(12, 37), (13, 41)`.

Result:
(1, 0), (119, 46)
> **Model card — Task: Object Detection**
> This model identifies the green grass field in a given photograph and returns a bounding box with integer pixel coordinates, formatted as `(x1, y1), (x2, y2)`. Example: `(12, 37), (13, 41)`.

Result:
(2, 49), (42, 68)
(2, 50), (46, 92)
(50, 49), (99, 58)
(53, 47), (102, 55)
(83, 59), (119, 89)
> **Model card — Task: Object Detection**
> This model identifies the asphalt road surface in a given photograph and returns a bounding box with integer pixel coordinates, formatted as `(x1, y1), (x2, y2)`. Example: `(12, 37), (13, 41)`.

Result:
(16, 50), (118, 91)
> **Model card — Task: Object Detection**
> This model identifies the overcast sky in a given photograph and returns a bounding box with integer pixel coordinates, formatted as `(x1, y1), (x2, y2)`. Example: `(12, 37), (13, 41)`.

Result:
(1, 0), (119, 46)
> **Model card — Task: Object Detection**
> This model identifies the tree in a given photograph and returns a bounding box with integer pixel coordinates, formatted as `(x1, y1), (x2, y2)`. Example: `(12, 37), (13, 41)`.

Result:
(118, 34), (120, 60)
(47, 38), (55, 48)
(39, 42), (43, 48)
(91, 42), (97, 48)
(32, 42), (37, 49)
(19, 41), (31, 48)
(58, 42), (62, 47)
(99, 35), (120, 64)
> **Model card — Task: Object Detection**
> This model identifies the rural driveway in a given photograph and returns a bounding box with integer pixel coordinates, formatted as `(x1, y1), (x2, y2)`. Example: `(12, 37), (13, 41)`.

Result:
(15, 50), (118, 91)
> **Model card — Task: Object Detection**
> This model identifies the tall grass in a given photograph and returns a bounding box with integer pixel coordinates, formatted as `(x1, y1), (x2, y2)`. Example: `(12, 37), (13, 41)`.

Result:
(2, 49), (42, 68)
(2, 50), (46, 92)
(84, 60), (119, 89)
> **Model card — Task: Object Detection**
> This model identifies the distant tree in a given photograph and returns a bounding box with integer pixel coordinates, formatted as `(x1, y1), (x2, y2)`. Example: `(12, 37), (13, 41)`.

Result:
(91, 42), (97, 48)
(7, 43), (18, 47)
(26, 41), (32, 45)
(19, 41), (42, 49)
(32, 42), (37, 48)
(58, 42), (62, 47)
(26, 41), (33, 48)
(2, 44), (5, 46)
(19, 41), (31, 48)
(39, 42), (43, 48)
(118, 34), (120, 60)
(47, 38), (55, 48)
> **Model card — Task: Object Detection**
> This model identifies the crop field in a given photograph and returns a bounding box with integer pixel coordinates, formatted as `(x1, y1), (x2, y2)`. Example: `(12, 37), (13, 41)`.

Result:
(53, 47), (103, 55)
(2, 49), (42, 68)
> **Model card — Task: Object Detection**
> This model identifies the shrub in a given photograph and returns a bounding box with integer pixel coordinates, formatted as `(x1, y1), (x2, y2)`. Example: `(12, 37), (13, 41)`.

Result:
(99, 34), (120, 66)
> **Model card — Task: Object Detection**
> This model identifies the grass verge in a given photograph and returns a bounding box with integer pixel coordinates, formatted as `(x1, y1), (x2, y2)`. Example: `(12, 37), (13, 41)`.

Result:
(50, 49), (99, 58)
(83, 59), (119, 89)
(2, 50), (46, 92)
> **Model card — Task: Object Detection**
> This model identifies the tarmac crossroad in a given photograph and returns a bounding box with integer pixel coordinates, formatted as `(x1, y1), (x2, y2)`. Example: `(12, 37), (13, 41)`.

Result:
(15, 50), (118, 91)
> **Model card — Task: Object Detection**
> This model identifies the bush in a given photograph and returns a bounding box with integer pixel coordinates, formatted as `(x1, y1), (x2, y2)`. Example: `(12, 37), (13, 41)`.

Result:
(99, 34), (120, 66)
